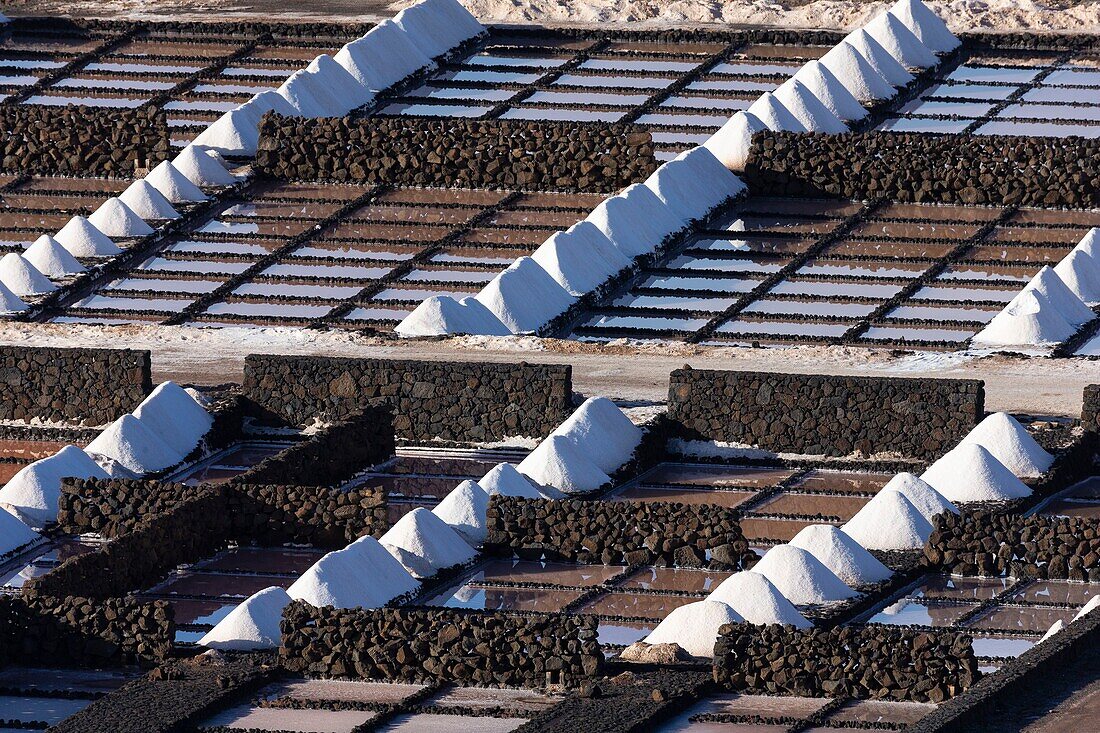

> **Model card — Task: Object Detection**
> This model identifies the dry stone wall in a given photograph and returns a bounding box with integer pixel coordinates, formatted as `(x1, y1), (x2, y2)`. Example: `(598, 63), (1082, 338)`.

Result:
(1083, 384), (1100, 433)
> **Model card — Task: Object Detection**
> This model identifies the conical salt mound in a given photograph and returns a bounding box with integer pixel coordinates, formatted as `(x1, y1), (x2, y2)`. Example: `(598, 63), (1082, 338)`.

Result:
(306, 53), (373, 108)
(392, 0), (486, 61)
(551, 397), (643, 474)
(959, 412), (1054, 478)
(479, 462), (544, 499)
(585, 183), (684, 257)
(516, 435), (611, 494)
(277, 69), (346, 118)
(86, 414), (183, 475)
(432, 480), (490, 545)
(703, 111), (768, 172)
(746, 92), (807, 133)
(0, 446), (108, 528)
(846, 29), (914, 87)
(456, 297), (511, 336)
(532, 223), (629, 296)
(1040, 619), (1065, 643)
(132, 381), (214, 459)
(707, 571), (812, 627)
(865, 12), (939, 69)
(343, 534), (420, 602)
(793, 61), (868, 122)
(842, 490), (934, 550)
(173, 146), (240, 187)
(774, 79), (848, 133)
(1073, 595), (1100, 623)
(24, 235), (85, 278)
(789, 524), (893, 587)
(380, 507), (477, 578)
(119, 180), (180, 221)
(643, 600), (743, 657)
(474, 257), (576, 334)
(890, 0), (960, 52)
(751, 544), (858, 605)
(0, 506), (42, 559)
(397, 296), (476, 337)
(287, 550), (369, 608)
(642, 147), (747, 224)
(0, 254), (56, 296)
(880, 472), (957, 524)
(921, 443), (1032, 503)
(193, 109), (261, 158)
(55, 216), (121, 258)
(199, 586), (290, 651)
(1013, 266), (1095, 327)
(820, 41), (899, 101)
(0, 281), (27, 313)
(87, 197), (154, 238)
(145, 161), (208, 204)
(1054, 249), (1100, 304)
(973, 290), (1077, 347)
(334, 19), (434, 92)
(1075, 229), (1100, 259)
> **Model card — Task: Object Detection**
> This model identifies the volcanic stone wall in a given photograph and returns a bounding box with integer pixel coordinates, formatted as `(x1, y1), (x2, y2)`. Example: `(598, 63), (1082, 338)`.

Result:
(57, 478), (212, 539)
(668, 368), (984, 459)
(925, 510), (1100, 580)
(255, 115), (658, 193)
(744, 132), (1100, 208)
(484, 496), (755, 568)
(280, 602), (602, 688)
(1083, 384), (1100, 432)
(226, 483), (387, 547)
(0, 345), (151, 426)
(243, 354), (572, 441)
(714, 624), (980, 703)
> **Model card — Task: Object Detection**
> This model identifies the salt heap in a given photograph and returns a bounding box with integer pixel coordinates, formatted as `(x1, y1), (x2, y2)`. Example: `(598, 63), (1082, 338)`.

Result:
(1013, 266), (1095, 327)
(55, 216), (121, 258)
(0, 254), (56, 296)
(880, 472), (958, 524)
(277, 70), (343, 117)
(288, 536), (419, 608)
(479, 462), (544, 498)
(192, 109), (262, 158)
(532, 223), (631, 296)
(86, 414), (183, 475)
(1076, 228), (1100, 258)
(1054, 249), (1100, 304)
(792, 61), (868, 122)
(846, 29), (914, 87)
(0, 506), (42, 559)
(306, 54), (373, 109)
(643, 600), (743, 657)
(174, 146), (240, 188)
(789, 524), (892, 587)
(145, 161), (208, 204)
(889, 0), (960, 52)
(703, 111), (768, 172)
(335, 20), (434, 91)
(820, 41), (898, 101)
(132, 381), (214, 459)
(87, 198), (154, 238)
(642, 147), (747, 224)
(958, 412), (1054, 478)
(745, 93), (807, 132)
(395, 295), (509, 337)
(865, 12), (939, 69)
(774, 79), (848, 133)
(119, 180), (180, 221)
(381, 507), (477, 578)
(517, 435), (611, 494)
(474, 257), (576, 334)
(585, 183), (684, 257)
(0, 446), (109, 528)
(24, 235), (85, 278)
(432, 480), (490, 545)
(972, 290), (1077, 347)
(0, 282), (27, 314)
(392, 0), (485, 60)
(1040, 619), (1064, 643)
(750, 544), (857, 605)
(1073, 595), (1100, 622)
(198, 586), (290, 651)
(921, 443), (1033, 503)
(842, 490), (933, 550)
(344, 534), (420, 600)
(550, 397), (643, 474)
(707, 571), (812, 627)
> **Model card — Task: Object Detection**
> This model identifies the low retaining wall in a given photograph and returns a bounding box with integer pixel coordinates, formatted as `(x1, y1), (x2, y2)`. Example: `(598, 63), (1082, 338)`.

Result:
(226, 482), (387, 547)
(1084, 384), (1100, 432)
(280, 602), (602, 688)
(57, 478), (211, 539)
(713, 624), (980, 702)
(255, 115), (658, 193)
(668, 368), (983, 459)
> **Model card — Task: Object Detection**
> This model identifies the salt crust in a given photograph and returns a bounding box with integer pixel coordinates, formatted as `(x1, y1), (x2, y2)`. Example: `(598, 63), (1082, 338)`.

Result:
(0, 504), (41, 558)
(643, 599), (744, 657)
(432, 479), (490, 545)
(393, 0), (486, 61)
(1054, 249), (1100, 304)
(532, 222), (631, 297)
(192, 109), (261, 158)
(173, 146), (240, 187)
(845, 28), (915, 87)
(1040, 619), (1064, 643)
(773, 79), (849, 133)
(288, 535), (418, 608)
(305, 54), (374, 108)
(516, 434), (611, 494)
(889, 0), (961, 52)
(380, 507), (477, 578)
(972, 290), (1077, 347)
(199, 586), (291, 650)
(746, 92), (807, 133)
(395, 295), (510, 337)
(335, 19), (435, 92)
(1010, 266), (1095, 327)
(865, 11), (940, 69)
(921, 443), (1034, 502)
(642, 147), (747, 224)
(0, 445), (109, 528)
(706, 570), (813, 627)
(0, 282), (26, 313)
(842, 490), (934, 550)
(750, 544), (858, 604)
(1073, 595), (1100, 622)
(479, 462), (546, 498)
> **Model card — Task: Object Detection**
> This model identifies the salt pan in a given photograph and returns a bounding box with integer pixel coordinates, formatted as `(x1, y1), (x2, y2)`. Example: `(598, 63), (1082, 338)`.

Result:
(0, 253), (56, 296)
(0, 282), (27, 313)
(86, 414), (184, 474)
(820, 41), (898, 101)
(532, 222), (631, 296)
(479, 462), (545, 498)
(845, 29), (914, 87)
(192, 108), (262, 158)
(396, 295), (509, 337)
(774, 79), (848, 133)
(306, 54), (374, 108)
(393, 0), (485, 61)
(880, 472), (958, 524)
(1011, 266), (1095, 327)
(789, 524), (893, 587)
(921, 443), (1033, 503)
(865, 11), (939, 69)
(199, 586), (290, 651)
(550, 396), (642, 474)
(432, 479), (490, 545)
(842, 490), (934, 550)
(750, 544), (857, 605)
(380, 507), (477, 578)
(23, 235), (85, 278)
(87, 198), (154, 238)
(145, 161), (209, 204)
(132, 381), (214, 459)
(746, 92), (807, 132)
(707, 571), (812, 627)
(642, 147), (747, 224)
(0, 446), (109, 528)
(1054, 249), (1100, 304)
(334, 20), (434, 92)
(643, 600), (743, 657)
(119, 180), (180, 221)
(703, 111), (767, 171)
(972, 290), (1077, 347)
(517, 435), (611, 494)
(0, 505), (41, 559)
(55, 216), (121, 258)
(173, 145), (240, 187)
(585, 183), (684, 257)
(889, 0), (961, 52)
(474, 257), (576, 334)
(792, 61), (868, 121)
(958, 412), (1054, 478)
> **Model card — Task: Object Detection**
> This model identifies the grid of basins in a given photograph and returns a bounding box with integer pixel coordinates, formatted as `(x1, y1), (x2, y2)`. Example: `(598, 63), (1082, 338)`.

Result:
(0, 27), (107, 103)
(572, 197), (1100, 348)
(0, 174), (133, 252)
(879, 48), (1100, 138)
(0, 667), (141, 730)
(1036, 474), (1100, 519)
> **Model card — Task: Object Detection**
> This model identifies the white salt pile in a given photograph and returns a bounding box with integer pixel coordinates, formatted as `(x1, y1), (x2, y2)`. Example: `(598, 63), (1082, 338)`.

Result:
(479, 462), (545, 498)
(842, 490), (934, 550)
(86, 414), (183, 475)
(335, 20), (434, 91)
(198, 586), (291, 651)
(87, 198), (154, 238)
(1076, 228), (1100, 259)
(458, 297), (511, 335)
(343, 534), (420, 601)
(750, 544), (857, 605)
(380, 507), (477, 578)
(820, 41), (898, 102)
(643, 600), (743, 657)
(789, 524), (893, 587)
(642, 147), (747, 224)
(889, 0), (960, 52)
(0, 254), (56, 296)
(119, 180), (180, 221)
(846, 29), (914, 87)
(173, 146), (240, 188)
(517, 435), (611, 494)
(1054, 249), (1100, 304)
(192, 109), (262, 158)
(972, 290), (1077, 347)
(703, 111), (767, 172)
(865, 11), (939, 69)
(958, 412), (1054, 478)
(0, 506), (42, 559)
(55, 216), (121, 258)
(880, 472), (958, 524)
(0, 282), (27, 314)
(474, 256), (576, 334)
(551, 397), (643, 474)
(132, 381), (214, 459)
(793, 61), (868, 122)
(1073, 595), (1100, 622)
(24, 235), (85, 278)
(532, 222), (631, 296)
(706, 571), (812, 627)
(145, 161), (208, 204)
(396, 295), (509, 337)
(287, 550), (368, 608)
(393, 0), (485, 60)
(432, 479), (490, 545)
(774, 79), (848, 133)
(239, 89), (300, 120)
(746, 93), (807, 132)
(0, 446), (109, 528)
(921, 443), (1033, 503)
(1040, 619), (1064, 643)
(306, 54), (373, 109)
(585, 182), (684, 257)
(1014, 266), (1095, 327)
(276, 70), (341, 117)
